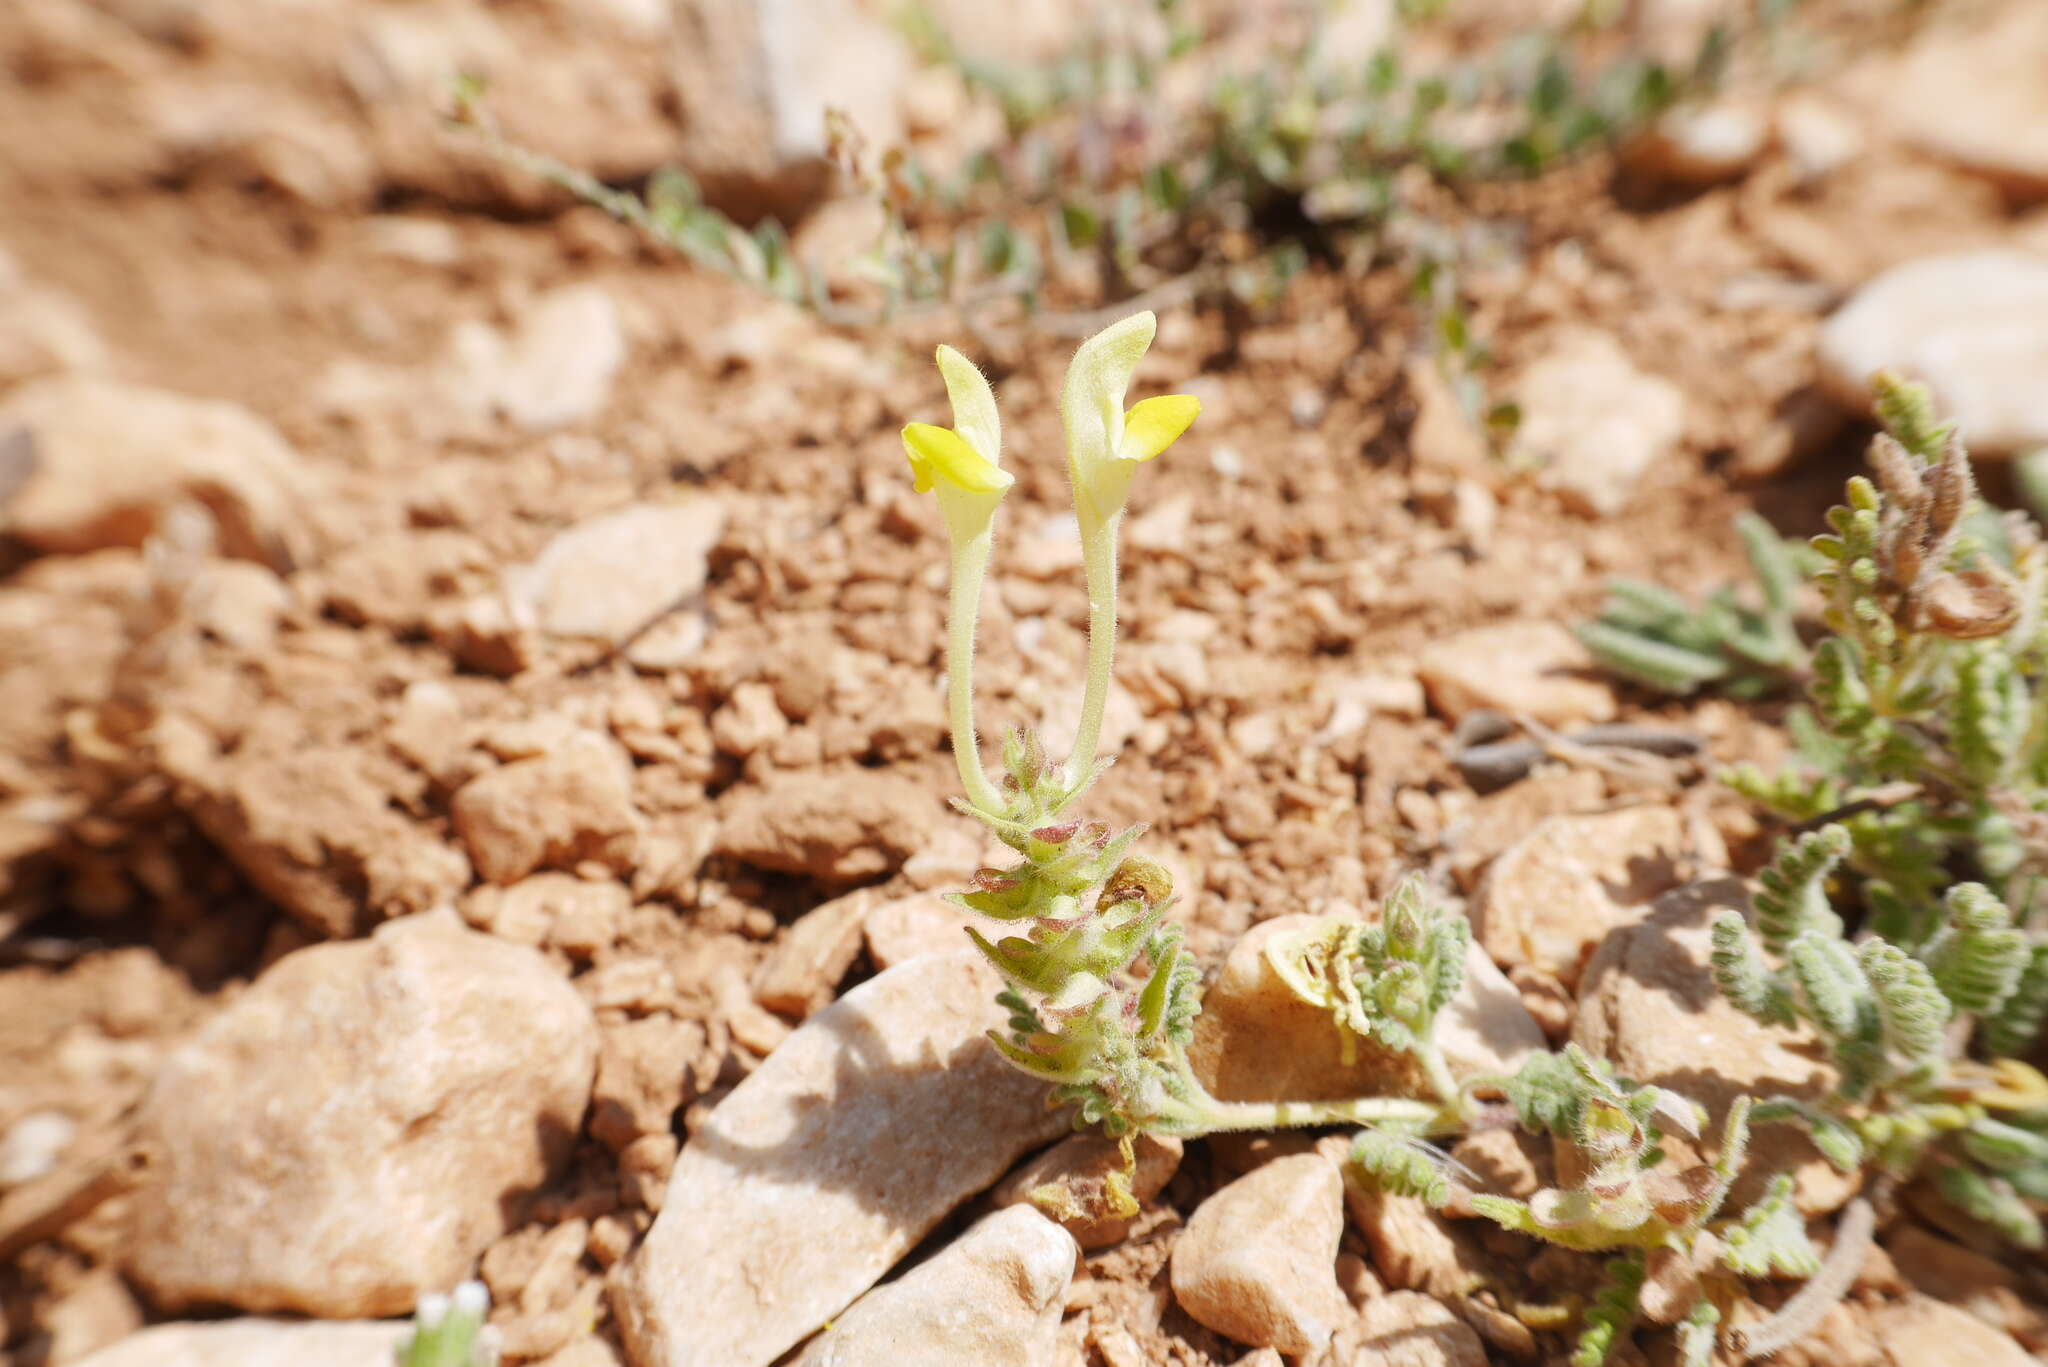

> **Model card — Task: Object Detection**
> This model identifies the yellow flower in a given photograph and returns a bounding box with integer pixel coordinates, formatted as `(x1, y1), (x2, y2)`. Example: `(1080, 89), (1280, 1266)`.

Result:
(902, 344), (1014, 553)
(1059, 311), (1200, 527)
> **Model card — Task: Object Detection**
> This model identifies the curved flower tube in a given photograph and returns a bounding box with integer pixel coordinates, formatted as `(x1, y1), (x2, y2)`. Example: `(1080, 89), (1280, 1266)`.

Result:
(1057, 312), (1200, 786)
(901, 344), (1013, 816)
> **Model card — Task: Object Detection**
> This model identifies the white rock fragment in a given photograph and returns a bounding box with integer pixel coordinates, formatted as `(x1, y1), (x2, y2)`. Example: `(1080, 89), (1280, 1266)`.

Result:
(787, 1207), (1075, 1367)
(1472, 807), (1694, 988)
(1170, 1153), (1348, 1356)
(1418, 620), (1615, 728)
(1511, 329), (1685, 516)
(126, 913), (599, 1316)
(1882, 4), (2048, 200)
(447, 283), (627, 431)
(0, 376), (313, 568)
(508, 500), (728, 644)
(1817, 250), (2048, 456)
(610, 950), (1067, 1367)
(72, 1321), (409, 1367)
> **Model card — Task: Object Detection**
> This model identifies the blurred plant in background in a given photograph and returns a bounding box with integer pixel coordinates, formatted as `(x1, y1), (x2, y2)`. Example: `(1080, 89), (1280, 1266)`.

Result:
(451, 0), (1819, 424)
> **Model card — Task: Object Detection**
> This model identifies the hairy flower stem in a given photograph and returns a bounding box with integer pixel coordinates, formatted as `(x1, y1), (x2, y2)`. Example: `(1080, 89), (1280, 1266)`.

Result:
(1726, 1193), (1874, 1361)
(1065, 520), (1121, 789)
(947, 531), (1006, 817)
(1164, 1092), (1454, 1138)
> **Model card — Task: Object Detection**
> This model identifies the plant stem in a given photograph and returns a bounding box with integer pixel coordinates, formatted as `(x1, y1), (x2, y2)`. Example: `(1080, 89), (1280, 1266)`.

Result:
(1166, 1091), (1454, 1137)
(1066, 516), (1121, 787)
(948, 531), (1006, 816)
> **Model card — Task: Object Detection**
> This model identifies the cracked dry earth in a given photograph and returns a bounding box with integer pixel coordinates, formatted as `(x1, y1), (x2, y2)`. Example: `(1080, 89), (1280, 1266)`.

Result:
(4, 0), (2048, 1364)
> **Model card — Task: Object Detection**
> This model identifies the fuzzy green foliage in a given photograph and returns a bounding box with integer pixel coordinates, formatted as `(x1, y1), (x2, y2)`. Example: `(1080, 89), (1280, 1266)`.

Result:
(1715, 835), (2048, 1243)
(1474, 1050), (1733, 1255)
(1752, 825), (1851, 951)
(1350, 1127), (1453, 1208)
(1577, 513), (1811, 697)
(1718, 1174), (1820, 1277)
(396, 1284), (496, 1367)
(1572, 1256), (1646, 1367)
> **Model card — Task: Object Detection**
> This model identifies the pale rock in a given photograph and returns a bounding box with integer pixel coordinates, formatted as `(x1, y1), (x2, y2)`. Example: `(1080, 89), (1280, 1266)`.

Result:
(863, 891), (980, 969)
(1816, 250), (2048, 455)
(1775, 95), (1863, 184)
(1626, 103), (1768, 185)
(1883, 4), (2048, 200)
(1573, 878), (1856, 1214)
(0, 377), (312, 568)
(71, 1321), (408, 1367)
(712, 681), (790, 757)
(1446, 1127), (1550, 1201)
(38, 1266), (143, 1361)
(992, 1132), (1184, 1249)
(1884, 1225), (2043, 1339)
(1471, 807), (1693, 988)
(1189, 914), (1542, 1106)
(1510, 329), (1685, 516)
(1325, 1291), (1488, 1367)
(754, 888), (874, 1018)
(186, 559), (290, 650)
(365, 215), (464, 266)
(464, 873), (630, 958)
(590, 1015), (705, 1150)
(0, 256), (108, 388)
(1170, 1153), (1348, 1356)
(1343, 1181), (1490, 1299)
(173, 743), (472, 938)
(1417, 621), (1615, 728)
(127, 914), (598, 1316)
(508, 499), (727, 644)
(787, 1207), (1075, 1367)
(0, 1109), (76, 1187)
(717, 766), (939, 884)
(446, 284), (626, 431)
(452, 730), (642, 884)
(610, 951), (1067, 1367)
(670, 0), (909, 220)
(1870, 1295), (2032, 1367)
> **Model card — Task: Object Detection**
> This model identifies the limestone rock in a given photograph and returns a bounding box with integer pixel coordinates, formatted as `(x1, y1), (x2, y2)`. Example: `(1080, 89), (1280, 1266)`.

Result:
(1817, 250), (2048, 456)
(610, 950), (1067, 1367)
(510, 500), (728, 645)
(0, 255), (107, 388)
(1869, 1295), (2032, 1367)
(1883, 5), (2048, 200)
(992, 1132), (1184, 1250)
(452, 730), (642, 884)
(1417, 621), (1615, 728)
(787, 1207), (1075, 1367)
(1170, 1153), (1348, 1356)
(0, 376), (312, 568)
(1471, 807), (1693, 988)
(863, 891), (981, 969)
(127, 914), (599, 1316)
(1625, 103), (1768, 185)
(1189, 914), (1542, 1107)
(1328, 1291), (1488, 1367)
(590, 1015), (706, 1151)
(1341, 1183), (1490, 1300)
(72, 1321), (408, 1367)
(717, 766), (940, 884)
(1510, 329), (1686, 517)
(754, 888), (874, 1018)
(1572, 878), (1856, 1214)
(670, 0), (909, 220)
(175, 743), (471, 939)
(445, 284), (626, 431)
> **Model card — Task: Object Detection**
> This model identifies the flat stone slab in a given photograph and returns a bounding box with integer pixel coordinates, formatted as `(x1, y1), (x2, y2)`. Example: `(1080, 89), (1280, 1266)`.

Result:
(611, 949), (1067, 1367)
